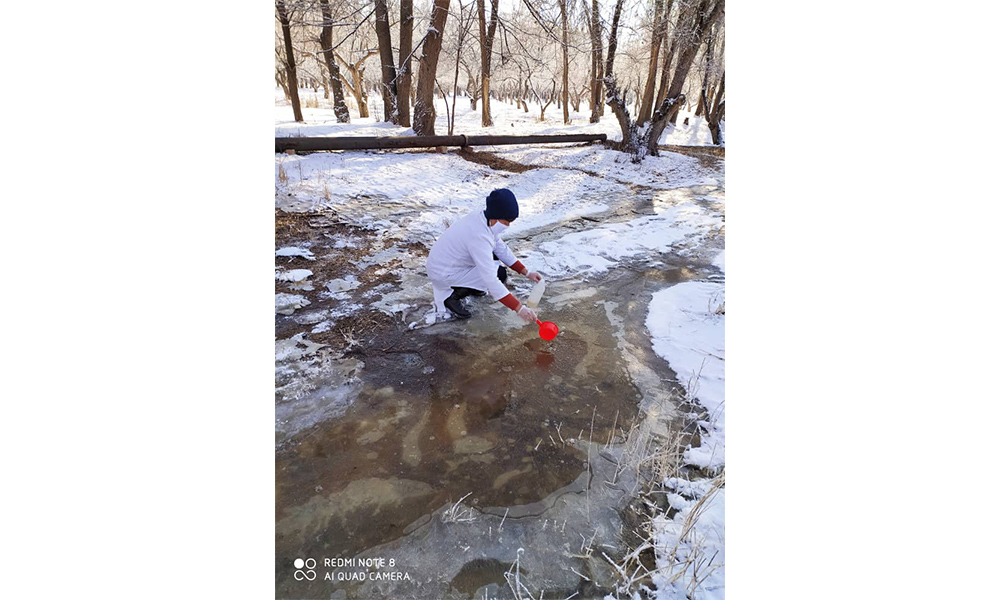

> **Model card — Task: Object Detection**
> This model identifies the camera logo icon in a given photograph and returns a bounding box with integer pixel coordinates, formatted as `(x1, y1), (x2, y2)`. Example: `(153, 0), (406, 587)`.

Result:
(294, 557), (317, 581)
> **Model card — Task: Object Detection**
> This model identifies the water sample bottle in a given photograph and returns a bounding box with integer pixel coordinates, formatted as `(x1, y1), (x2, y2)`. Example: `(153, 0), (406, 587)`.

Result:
(525, 278), (546, 307)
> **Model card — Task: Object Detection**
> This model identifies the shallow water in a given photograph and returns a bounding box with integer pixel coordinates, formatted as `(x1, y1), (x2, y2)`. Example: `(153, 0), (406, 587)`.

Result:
(276, 294), (640, 549)
(275, 181), (725, 599)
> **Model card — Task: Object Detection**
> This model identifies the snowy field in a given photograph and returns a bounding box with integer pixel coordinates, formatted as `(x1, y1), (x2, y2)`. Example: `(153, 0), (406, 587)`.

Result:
(275, 89), (726, 599)
(276, 86), (725, 147)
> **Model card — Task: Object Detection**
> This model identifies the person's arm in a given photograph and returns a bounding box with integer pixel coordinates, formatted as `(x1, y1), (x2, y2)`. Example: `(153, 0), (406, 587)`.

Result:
(494, 238), (540, 281)
(473, 239), (514, 302)
(473, 240), (537, 322)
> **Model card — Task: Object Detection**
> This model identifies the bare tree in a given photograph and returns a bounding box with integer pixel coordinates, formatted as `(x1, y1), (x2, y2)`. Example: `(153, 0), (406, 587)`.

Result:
(446, 0), (476, 135)
(413, 0), (452, 135)
(604, 0), (624, 79)
(276, 0), (303, 122)
(559, 0), (569, 124)
(654, 0), (677, 109)
(652, 0), (725, 135)
(275, 45), (291, 101)
(587, 0), (604, 122)
(637, 0), (666, 124)
(604, 0), (723, 160)
(476, 0), (499, 126)
(536, 79), (556, 121)
(335, 50), (377, 118)
(373, 0), (399, 123)
(704, 71), (724, 144)
(397, 0), (414, 127)
(318, 0), (350, 123)
(464, 65), (481, 109)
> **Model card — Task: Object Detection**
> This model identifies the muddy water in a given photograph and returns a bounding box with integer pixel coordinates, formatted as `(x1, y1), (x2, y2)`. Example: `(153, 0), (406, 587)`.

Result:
(275, 182), (725, 599)
(275, 290), (640, 562)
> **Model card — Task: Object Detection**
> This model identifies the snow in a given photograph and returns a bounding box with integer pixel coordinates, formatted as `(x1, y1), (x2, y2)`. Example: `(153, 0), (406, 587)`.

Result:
(274, 332), (328, 362)
(712, 249), (725, 273)
(276, 268), (314, 291)
(276, 88), (724, 147)
(276, 269), (313, 282)
(647, 282), (725, 469)
(491, 144), (720, 190)
(275, 151), (623, 244)
(275, 293), (310, 315)
(650, 483), (725, 600)
(523, 201), (723, 278)
(324, 276), (360, 301)
(645, 280), (725, 599)
(276, 246), (316, 260)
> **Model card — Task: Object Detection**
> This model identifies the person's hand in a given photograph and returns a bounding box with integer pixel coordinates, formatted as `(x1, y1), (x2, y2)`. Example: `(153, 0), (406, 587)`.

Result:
(517, 305), (537, 323)
(527, 271), (543, 283)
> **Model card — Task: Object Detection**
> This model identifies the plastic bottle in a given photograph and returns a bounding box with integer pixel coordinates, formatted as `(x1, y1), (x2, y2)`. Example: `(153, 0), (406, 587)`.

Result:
(525, 278), (546, 307)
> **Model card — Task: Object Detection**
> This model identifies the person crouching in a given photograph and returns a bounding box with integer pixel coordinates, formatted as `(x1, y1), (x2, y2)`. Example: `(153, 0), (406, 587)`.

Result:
(426, 188), (542, 323)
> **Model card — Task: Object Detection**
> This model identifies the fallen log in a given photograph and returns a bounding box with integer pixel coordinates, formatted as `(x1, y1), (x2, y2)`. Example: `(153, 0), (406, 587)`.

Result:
(275, 133), (607, 153)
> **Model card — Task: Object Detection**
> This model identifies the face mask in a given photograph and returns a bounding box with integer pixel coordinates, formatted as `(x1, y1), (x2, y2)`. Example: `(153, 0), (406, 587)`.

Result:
(491, 222), (509, 235)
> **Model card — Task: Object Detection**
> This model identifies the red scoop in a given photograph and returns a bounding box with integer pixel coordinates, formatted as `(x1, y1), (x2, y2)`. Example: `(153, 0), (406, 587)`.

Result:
(536, 319), (559, 341)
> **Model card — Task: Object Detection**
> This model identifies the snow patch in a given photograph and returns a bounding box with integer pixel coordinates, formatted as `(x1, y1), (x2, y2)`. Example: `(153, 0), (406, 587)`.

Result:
(276, 246), (316, 260)
(524, 203), (722, 278)
(647, 281), (725, 469)
(276, 293), (310, 315)
(712, 250), (725, 273)
(650, 484), (725, 600)
(276, 269), (314, 290)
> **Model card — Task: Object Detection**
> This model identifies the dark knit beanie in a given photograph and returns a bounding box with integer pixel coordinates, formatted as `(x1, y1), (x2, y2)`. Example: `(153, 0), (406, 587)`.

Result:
(484, 188), (519, 221)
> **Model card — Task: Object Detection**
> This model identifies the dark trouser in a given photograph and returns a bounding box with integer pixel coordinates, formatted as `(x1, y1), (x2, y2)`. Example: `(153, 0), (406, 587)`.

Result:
(493, 253), (508, 283)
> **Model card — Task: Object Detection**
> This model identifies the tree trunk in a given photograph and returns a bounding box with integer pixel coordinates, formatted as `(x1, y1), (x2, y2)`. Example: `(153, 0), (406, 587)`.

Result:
(637, 0), (664, 124)
(694, 18), (715, 118)
(706, 72), (724, 144)
(335, 52), (375, 118)
(276, 0), (303, 122)
(449, 1), (471, 136)
(276, 66), (290, 102)
(560, 0), (570, 124)
(604, 78), (642, 161)
(397, 0), (414, 127)
(319, 0), (350, 123)
(654, 0), (676, 109)
(467, 72), (481, 109)
(374, 0), (399, 123)
(665, 0), (724, 103)
(605, 0), (624, 79)
(589, 0), (604, 123)
(413, 0), (451, 135)
(477, 0), (499, 127)
(538, 80), (556, 121)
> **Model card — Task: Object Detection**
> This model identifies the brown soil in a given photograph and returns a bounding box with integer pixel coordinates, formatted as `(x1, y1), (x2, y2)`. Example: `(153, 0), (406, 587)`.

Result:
(275, 208), (427, 353)
(454, 147), (544, 173)
(658, 144), (725, 169)
(659, 144), (725, 157)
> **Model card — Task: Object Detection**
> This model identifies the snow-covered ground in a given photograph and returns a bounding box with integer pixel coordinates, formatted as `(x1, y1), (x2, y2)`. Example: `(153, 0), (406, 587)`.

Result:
(644, 249), (726, 600)
(523, 201), (723, 278)
(276, 149), (638, 244)
(276, 87), (724, 146)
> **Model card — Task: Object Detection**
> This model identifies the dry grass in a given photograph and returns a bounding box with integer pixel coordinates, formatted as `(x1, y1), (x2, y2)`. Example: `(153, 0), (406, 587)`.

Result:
(442, 492), (477, 524)
(595, 382), (725, 599)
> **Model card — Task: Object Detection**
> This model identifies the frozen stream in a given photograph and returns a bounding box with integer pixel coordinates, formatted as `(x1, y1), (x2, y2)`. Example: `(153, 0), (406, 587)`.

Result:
(275, 176), (724, 599)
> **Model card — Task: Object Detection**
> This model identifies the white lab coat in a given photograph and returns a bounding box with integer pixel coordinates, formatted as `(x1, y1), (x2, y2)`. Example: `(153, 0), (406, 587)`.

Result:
(427, 209), (519, 312)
